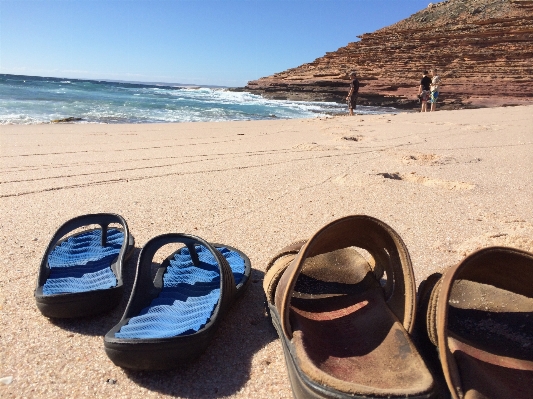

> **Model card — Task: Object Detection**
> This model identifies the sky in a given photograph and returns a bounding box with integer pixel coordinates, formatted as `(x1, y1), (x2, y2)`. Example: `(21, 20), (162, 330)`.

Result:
(0, 0), (434, 87)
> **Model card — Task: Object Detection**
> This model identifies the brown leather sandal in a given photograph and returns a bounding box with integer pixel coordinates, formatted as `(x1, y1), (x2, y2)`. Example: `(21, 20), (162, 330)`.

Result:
(422, 246), (533, 399)
(263, 215), (437, 399)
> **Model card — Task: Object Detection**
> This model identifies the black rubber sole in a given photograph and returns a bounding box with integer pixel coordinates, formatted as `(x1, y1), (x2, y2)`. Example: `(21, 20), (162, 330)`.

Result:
(35, 285), (125, 318)
(105, 274), (250, 371)
(104, 327), (217, 370)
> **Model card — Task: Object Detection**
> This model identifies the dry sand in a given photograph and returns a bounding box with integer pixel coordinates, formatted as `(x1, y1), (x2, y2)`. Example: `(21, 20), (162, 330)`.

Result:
(1, 105), (532, 398)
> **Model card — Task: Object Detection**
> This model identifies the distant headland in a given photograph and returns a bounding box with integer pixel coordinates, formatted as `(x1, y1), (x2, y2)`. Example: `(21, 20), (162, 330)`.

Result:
(241, 0), (533, 110)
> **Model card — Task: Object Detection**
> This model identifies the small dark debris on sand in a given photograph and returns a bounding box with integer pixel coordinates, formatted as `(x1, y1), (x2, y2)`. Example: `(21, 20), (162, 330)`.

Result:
(51, 117), (83, 123)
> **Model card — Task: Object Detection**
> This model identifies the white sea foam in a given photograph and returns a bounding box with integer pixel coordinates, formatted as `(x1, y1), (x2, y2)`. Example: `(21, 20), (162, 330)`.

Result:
(0, 76), (399, 125)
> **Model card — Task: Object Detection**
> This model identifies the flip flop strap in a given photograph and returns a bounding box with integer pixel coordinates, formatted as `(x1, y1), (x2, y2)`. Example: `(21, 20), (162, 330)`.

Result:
(122, 233), (236, 320)
(37, 213), (131, 287)
(274, 215), (416, 339)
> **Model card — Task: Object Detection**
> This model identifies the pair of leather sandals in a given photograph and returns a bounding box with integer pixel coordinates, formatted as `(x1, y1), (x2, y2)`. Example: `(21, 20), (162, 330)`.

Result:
(34, 213), (251, 370)
(264, 215), (533, 399)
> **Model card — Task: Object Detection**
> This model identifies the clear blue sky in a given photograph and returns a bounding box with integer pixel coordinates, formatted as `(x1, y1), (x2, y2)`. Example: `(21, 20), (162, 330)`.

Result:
(0, 0), (432, 86)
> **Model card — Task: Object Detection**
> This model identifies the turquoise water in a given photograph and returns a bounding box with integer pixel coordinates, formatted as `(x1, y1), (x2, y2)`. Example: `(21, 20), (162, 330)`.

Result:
(0, 74), (394, 124)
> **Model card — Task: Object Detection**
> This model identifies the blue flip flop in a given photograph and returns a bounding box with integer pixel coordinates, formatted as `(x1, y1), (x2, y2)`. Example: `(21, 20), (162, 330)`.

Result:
(104, 233), (251, 370)
(34, 213), (135, 318)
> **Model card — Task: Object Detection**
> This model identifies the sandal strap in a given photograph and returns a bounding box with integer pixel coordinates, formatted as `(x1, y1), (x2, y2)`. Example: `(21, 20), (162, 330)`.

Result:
(430, 246), (533, 399)
(274, 215), (416, 339)
(264, 240), (307, 302)
(265, 240), (307, 272)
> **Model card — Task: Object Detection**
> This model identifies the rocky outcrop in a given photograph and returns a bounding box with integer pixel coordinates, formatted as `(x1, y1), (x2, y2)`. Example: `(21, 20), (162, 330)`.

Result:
(245, 0), (533, 109)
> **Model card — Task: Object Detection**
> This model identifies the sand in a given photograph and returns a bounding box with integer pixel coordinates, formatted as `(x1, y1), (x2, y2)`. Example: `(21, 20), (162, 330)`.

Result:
(1, 105), (532, 398)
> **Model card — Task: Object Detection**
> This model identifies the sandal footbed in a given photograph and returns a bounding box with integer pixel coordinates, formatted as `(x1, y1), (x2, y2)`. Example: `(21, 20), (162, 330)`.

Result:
(266, 243), (436, 398)
(288, 248), (435, 396)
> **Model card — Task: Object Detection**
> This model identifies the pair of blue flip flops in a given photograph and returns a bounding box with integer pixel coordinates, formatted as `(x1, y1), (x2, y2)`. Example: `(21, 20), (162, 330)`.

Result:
(34, 213), (251, 370)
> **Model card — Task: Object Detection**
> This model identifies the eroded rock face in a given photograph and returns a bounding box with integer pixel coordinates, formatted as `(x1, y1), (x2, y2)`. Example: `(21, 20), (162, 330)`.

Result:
(245, 0), (533, 109)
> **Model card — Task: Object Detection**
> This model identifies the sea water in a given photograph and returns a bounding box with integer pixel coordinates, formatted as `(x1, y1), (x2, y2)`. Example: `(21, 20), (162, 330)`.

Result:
(0, 74), (396, 125)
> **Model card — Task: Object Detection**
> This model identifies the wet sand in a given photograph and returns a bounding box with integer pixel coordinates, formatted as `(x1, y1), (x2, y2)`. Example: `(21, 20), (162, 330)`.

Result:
(1, 105), (532, 398)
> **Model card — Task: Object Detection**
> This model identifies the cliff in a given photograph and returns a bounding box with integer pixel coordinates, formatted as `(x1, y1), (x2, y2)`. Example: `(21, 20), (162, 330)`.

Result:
(244, 0), (533, 109)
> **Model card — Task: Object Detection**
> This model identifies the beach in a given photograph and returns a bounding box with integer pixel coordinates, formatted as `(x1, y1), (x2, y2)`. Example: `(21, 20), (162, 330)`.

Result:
(1, 105), (532, 398)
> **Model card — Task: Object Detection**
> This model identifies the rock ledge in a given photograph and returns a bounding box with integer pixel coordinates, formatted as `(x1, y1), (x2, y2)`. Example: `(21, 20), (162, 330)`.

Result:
(244, 0), (533, 109)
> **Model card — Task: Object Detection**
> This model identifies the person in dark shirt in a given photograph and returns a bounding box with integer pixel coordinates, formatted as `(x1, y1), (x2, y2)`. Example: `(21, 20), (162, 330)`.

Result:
(418, 71), (431, 112)
(346, 71), (360, 116)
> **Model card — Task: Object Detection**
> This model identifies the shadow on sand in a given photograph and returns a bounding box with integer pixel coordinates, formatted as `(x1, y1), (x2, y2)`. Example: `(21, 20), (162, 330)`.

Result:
(123, 267), (276, 398)
(50, 249), (277, 398)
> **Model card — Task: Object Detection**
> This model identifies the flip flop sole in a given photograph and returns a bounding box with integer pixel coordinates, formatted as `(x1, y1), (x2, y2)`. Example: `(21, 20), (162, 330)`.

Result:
(34, 214), (135, 318)
(104, 236), (251, 370)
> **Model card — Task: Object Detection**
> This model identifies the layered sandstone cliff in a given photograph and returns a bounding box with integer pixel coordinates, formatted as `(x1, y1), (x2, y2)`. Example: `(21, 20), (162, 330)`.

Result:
(245, 0), (533, 109)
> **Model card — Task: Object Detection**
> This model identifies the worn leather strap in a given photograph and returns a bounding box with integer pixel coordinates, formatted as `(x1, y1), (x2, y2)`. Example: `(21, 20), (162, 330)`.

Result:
(433, 246), (533, 399)
(273, 215), (417, 339)
(266, 240), (307, 273)
(264, 241), (306, 304)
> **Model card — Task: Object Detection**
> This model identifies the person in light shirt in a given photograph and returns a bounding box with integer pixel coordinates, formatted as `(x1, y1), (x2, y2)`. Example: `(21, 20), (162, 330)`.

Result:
(430, 68), (442, 112)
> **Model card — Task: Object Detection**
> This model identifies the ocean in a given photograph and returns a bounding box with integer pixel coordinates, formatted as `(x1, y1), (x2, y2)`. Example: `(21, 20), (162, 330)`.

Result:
(0, 74), (396, 125)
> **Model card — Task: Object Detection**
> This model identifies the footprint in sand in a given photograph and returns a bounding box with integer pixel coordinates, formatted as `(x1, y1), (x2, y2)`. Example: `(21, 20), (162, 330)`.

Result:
(401, 152), (481, 166)
(401, 153), (456, 166)
(460, 124), (494, 131)
(377, 172), (475, 190)
(322, 126), (368, 139)
(333, 173), (365, 187)
(293, 143), (333, 151)
(455, 231), (533, 256)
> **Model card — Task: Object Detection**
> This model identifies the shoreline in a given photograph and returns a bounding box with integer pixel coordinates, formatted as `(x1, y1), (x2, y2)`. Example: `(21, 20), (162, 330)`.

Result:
(5, 96), (530, 127)
(1, 106), (532, 398)
(234, 85), (533, 111)
(2, 74), (350, 126)
(2, 105), (407, 126)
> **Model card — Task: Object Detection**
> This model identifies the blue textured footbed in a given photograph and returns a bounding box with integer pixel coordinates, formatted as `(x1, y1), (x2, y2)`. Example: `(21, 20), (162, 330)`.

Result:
(42, 229), (123, 295)
(115, 245), (245, 339)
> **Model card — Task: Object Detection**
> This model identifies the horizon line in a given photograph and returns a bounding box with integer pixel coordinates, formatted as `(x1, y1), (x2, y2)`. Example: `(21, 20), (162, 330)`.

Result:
(0, 72), (232, 89)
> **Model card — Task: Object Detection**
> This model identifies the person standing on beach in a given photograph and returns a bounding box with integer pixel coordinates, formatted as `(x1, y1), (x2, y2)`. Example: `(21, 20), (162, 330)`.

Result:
(430, 68), (441, 112)
(418, 70), (431, 112)
(346, 72), (359, 116)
